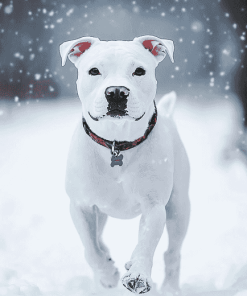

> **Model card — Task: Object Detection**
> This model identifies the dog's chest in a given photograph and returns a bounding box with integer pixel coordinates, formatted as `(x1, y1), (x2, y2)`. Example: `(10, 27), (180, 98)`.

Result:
(66, 122), (173, 218)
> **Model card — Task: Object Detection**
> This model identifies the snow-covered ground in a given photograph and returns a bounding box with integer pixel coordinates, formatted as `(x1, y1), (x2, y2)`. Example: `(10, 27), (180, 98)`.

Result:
(0, 91), (247, 296)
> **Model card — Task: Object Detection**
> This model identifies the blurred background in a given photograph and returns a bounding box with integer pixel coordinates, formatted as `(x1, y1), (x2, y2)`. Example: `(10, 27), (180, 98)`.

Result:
(0, 1), (247, 296)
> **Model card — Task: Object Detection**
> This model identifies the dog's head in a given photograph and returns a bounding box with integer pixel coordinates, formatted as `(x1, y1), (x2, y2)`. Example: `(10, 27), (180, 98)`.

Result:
(60, 36), (174, 140)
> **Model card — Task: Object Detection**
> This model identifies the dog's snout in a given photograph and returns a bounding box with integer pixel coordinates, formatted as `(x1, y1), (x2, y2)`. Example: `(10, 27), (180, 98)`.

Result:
(105, 86), (130, 101)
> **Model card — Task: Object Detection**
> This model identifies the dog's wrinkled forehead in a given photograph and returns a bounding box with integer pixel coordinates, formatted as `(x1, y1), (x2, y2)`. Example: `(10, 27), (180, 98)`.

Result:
(79, 41), (156, 68)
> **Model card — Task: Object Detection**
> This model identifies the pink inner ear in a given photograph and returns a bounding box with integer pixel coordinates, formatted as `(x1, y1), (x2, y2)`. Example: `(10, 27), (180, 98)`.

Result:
(69, 41), (92, 57)
(142, 40), (161, 57)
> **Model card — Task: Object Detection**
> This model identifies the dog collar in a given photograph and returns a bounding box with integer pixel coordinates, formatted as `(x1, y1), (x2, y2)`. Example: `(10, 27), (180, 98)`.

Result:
(82, 102), (157, 167)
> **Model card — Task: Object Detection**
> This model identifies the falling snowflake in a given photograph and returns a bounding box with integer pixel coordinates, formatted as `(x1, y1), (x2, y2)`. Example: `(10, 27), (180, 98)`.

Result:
(133, 6), (139, 13)
(35, 74), (41, 80)
(191, 21), (203, 32)
(56, 18), (63, 23)
(30, 54), (35, 61)
(66, 8), (74, 16)
(4, 4), (13, 14)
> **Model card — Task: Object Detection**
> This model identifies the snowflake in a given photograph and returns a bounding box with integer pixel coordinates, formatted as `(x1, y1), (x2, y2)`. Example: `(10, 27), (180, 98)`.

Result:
(43, 8), (47, 14)
(35, 74), (41, 80)
(14, 96), (19, 102)
(133, 6), (139, 13)
(222, 49), (230, 55)
(0, 3), (2, 9)
(225, 13), (229, 17)
(233, 23), (237, 29)
(49, 10), (54, 16)
(30, 53), (35, 61)
(161, 12), (165, 16)
(66, 8), (74, 16)
(4, 4), (13, 14)
(220, 72), (225, 76)
(240, 36), (245, 41)
(57, 18), (63, 23)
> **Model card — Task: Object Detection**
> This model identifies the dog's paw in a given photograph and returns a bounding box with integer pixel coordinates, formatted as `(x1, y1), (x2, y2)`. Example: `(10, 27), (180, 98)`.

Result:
(94, 257), (120, 289)
(122, 269), (152, 294)
(160, 282), (181, 296)
(97, 267), (120, 289)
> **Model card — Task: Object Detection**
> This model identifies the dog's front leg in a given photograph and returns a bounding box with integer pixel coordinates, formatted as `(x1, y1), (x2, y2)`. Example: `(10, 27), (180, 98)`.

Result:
(70, 202), (119, 288)
(122, 203), (166, 294)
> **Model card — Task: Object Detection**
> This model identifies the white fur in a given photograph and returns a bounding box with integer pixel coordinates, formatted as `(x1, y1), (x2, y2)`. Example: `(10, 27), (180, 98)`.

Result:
(60, 36), (190, 295)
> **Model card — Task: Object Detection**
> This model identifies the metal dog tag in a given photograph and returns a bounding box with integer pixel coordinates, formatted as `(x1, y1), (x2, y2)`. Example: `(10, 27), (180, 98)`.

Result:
(111, 140), (123, 167)
(111, 154), (123, 167)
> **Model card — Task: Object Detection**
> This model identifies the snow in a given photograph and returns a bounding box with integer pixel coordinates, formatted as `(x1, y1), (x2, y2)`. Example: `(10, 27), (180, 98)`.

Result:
(4, 4), (13, 14)
(0, 90), (247, 296)
(66, 8), (74, 17)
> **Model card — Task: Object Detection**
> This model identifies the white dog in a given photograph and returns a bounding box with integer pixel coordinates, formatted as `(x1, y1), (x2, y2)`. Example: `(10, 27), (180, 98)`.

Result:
(60, 35), (190, 295)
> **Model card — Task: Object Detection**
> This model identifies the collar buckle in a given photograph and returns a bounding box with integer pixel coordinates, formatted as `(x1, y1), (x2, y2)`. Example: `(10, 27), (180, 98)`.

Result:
(111, 140), (120, 156)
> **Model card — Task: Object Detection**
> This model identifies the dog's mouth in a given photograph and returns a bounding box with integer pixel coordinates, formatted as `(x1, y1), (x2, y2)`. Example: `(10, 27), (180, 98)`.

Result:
(88, 111), (145, 122)
(106, 109), (127, 117)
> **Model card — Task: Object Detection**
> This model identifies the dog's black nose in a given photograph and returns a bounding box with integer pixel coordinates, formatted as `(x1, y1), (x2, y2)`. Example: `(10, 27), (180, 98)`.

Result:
(105, 86), (130, 102)
(105, 86), (130, 117)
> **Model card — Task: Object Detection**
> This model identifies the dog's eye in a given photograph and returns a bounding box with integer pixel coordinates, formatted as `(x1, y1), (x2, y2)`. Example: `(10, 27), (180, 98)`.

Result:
(89, 68), (101, 76)
(133, 67), (146, 76)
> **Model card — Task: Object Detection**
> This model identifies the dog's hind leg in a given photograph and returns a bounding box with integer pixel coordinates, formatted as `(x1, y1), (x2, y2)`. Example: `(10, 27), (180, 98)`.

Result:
(161, 139), (190, 295)
(70, 202), (119, 288)
(162, 190), (190, 295)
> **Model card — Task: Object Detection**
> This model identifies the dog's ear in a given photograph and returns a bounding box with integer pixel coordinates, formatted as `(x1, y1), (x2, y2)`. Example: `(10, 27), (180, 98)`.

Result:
(134, 35), (174, 64)
(59, 37), (100, 66)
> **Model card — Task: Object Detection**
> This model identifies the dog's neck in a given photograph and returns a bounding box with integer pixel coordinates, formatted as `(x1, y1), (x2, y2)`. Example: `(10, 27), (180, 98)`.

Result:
(82, 101), (156, 142)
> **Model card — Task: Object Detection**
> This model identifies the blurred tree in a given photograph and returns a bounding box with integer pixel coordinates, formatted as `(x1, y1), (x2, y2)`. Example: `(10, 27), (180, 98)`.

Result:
(220, 0), (247, 129)
(0, 0), (59, 100)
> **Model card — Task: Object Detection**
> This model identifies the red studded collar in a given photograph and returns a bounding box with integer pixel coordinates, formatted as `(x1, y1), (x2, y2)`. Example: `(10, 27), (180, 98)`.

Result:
(82, 102), (157, 153)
